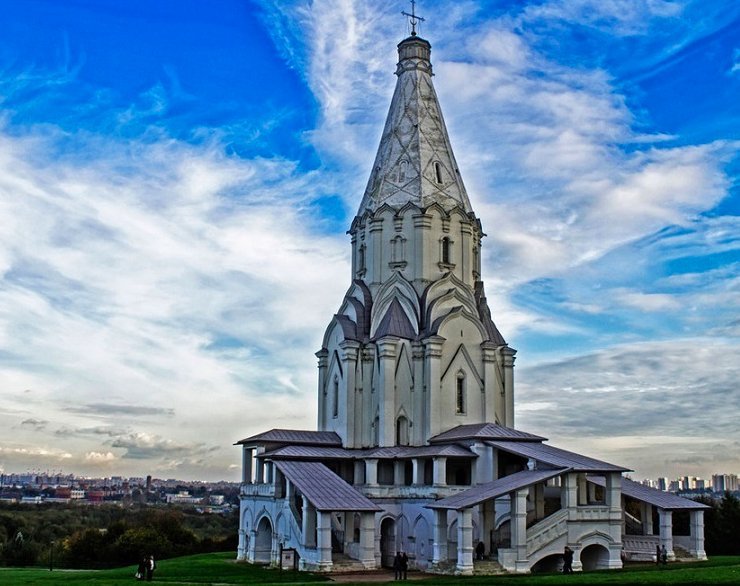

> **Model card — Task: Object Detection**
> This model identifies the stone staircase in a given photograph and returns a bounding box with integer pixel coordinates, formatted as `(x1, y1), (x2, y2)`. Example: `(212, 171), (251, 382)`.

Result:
(473, 559), (507, 575)
(331, 553), (371, 573)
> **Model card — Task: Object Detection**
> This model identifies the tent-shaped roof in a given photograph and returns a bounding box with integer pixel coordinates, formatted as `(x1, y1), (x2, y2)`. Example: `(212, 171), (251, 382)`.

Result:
(427, 468), (567, 510)
(488, 440), (630, 473)
(274, 460), (381, 512)
(590, 476), (710, 510)
(235, 429), (342, 446)
(429, 423), (546, 444)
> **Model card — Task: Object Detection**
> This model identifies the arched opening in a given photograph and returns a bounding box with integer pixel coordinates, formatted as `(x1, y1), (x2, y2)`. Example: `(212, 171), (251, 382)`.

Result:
(414, 517), (430, 568)
(531, 553), (564, 573)
(254, 516), (273, 564)
(580, 543), (610, 570)
(380, 517), (397, 568)
(396, 416), (409, 446)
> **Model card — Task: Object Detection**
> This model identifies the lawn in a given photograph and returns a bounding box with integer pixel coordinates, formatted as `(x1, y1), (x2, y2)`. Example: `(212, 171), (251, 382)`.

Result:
(0, 553), (738, 585)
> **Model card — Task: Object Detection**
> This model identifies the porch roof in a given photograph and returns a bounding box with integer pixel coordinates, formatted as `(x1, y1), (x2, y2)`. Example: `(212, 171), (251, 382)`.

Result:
(488, 440), (630, 473)
(261, 443), (476, 461)
(235, 429), (342, 447)
(590, 476), (710, 510)
(426, 468), (567, 510)
(429, 423), (546, 444)
(274, 460), (381, 512)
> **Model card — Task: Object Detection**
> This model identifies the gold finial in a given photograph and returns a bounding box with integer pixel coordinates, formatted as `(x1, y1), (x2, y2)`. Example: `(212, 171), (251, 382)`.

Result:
(401, 0), (425, 36)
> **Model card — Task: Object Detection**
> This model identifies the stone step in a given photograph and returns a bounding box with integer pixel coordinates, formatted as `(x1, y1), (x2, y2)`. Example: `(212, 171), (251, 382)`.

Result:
(473, 560), (507, 575)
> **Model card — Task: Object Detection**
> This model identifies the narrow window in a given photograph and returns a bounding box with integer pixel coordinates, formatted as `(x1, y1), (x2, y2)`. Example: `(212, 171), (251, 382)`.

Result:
(396, 416), (409, 446)
(456, 373), (465, 415)
(358, 245), (366, 273)
(441, 237), (451, 264)
(332, 377), (339, 418)
(434, 161), (443, 184)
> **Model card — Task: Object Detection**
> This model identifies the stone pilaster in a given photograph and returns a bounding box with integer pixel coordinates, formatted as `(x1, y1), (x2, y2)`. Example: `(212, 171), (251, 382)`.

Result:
(376, 338), (398, 446)
(424, 335), (445, 438)
(340, 340), (361, 447)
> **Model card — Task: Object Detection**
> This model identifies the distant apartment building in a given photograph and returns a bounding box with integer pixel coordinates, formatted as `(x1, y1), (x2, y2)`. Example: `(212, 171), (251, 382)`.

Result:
(712, 473), (739, 493)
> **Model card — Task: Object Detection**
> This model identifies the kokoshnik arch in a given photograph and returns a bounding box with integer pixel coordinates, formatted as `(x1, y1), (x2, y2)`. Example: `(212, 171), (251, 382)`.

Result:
(234, 22), (708, 575)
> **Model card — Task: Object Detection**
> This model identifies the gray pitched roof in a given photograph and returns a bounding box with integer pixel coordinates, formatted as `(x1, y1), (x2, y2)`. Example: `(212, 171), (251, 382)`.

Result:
(373, 298), (417, 340)
(589, 476), (710, 510)
(429, 423), (546, 444)
(274, 460), (381, 512)
(427, 469), (567, 510)
(488, 440), (630, 473)
(235, 429), (342, 446)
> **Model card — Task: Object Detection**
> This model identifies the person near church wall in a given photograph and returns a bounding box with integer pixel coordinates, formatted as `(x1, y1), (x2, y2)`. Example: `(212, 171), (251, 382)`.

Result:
(146, 555), (156, 581)
(562, 546), (574, 574)
(136, 555), (146, 580)
(475, 540), (485, 560)
(400, 551), (408, 580)
(393, 551), (402, 580)
(661, 545), (668, 565)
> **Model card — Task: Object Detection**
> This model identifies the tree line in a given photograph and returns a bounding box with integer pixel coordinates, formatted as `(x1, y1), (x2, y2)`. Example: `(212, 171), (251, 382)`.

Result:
(0, 503), (237, 568)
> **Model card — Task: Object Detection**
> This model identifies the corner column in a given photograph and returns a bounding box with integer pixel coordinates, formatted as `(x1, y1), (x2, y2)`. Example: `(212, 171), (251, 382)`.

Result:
(456, 509), (474, 574)
(433, 456), (447, 487)
(658, 509), (675, 561)
(340, 340), (360, 447)
(316, 511), (333, 570)
(501, 346), (516, 427)
(316, 349), (329, 429)
(689, 510), (707, 560)
(432, 509), (449, 566)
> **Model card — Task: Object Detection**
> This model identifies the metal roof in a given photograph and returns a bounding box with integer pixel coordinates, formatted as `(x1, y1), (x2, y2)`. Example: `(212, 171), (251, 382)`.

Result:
(589, 476), (710, 511)
(488, 440), (630, 473)
(372, 298), (417, 340)
(427, 468), (567, 510)
(235, 429), (342, 446)
(261, 443), (476, 461)
(274, 460), (381, 512)
(429, 423), (546, 444)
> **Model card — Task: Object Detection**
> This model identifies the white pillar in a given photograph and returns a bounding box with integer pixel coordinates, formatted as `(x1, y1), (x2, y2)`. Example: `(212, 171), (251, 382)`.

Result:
(394, 460), (405, 486)
(562, 473), (577, 511)
(689, 510), (707, 560)
(412, 458), (422, 485)
(643, 502), (654, 535)
(340, 341), (360, 447)
(424, 336), (445, 439)
(248, 528), (257, 562)
(511, 489), (528, 572)
(456, 509), (474, 574)
(501, 347), (516, 427)
(606, 473), (622, 512)
(366, 459), (379, 486)
(658, 509), (675, 561)
(242, 447), (253, 484)
(432, 509), (448, 566)
(359, 512), (377, 568)
(577, 474), (587, 505)
(316, 349), (329, 429)
(433, 456), (447, 486)
(317, 511), (333, 570)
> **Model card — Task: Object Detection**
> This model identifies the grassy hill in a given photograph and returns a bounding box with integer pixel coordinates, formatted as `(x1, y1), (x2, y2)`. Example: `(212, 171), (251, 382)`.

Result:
(1, 552), (739, 585)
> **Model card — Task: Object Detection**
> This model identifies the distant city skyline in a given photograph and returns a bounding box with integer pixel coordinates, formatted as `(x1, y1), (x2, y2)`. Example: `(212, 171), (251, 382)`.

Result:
(0, 1), (738, 481)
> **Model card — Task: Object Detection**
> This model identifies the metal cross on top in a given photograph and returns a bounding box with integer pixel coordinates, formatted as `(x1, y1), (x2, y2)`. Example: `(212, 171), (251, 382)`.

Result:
(402, 0), (425, 36)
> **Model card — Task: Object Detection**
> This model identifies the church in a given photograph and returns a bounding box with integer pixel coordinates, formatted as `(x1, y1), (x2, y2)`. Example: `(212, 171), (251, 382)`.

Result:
(235, 21), (708, 575)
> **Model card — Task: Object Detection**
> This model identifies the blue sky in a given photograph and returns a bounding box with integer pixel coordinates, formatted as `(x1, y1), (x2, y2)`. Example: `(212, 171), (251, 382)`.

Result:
(0, 0), (737, 481)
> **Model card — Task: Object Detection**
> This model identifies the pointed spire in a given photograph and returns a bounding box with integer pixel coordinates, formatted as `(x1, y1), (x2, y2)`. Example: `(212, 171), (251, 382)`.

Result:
(357, 33), (472, 215)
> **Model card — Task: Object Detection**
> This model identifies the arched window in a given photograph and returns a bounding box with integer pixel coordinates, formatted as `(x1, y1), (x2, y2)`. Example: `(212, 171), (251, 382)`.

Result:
(441, 237), (451, 265)
(390, 235), (406, 265)
(398, 159), (408, 183)
(455, 372), (466, 415)
(434, 161), (443, 184)
(396, 416), (409, 446)
(332, 377), (339, 418)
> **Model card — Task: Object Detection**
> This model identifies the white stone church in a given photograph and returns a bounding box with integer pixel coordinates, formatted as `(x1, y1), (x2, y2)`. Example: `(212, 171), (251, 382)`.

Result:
(235, 28), (707, 575)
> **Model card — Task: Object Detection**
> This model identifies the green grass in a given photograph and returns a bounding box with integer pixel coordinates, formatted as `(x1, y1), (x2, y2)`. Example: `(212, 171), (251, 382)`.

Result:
(0, 553), (738, 585)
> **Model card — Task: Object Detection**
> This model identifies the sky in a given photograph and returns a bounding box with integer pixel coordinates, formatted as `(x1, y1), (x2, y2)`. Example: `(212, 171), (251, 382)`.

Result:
(0, 0), (737, 482)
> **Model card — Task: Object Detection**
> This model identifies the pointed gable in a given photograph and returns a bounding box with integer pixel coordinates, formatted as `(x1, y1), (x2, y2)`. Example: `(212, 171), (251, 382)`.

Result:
(373, 297), (416, 340)
(358, 35), (472, 215)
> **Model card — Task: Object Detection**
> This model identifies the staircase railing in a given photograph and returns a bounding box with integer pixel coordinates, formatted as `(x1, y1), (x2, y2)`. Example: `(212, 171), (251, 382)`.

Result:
(526, 509), (568, 556)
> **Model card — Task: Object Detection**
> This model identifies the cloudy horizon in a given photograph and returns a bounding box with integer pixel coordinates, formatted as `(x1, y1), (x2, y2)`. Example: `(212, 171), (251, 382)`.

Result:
(0, 0), (738, 482)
